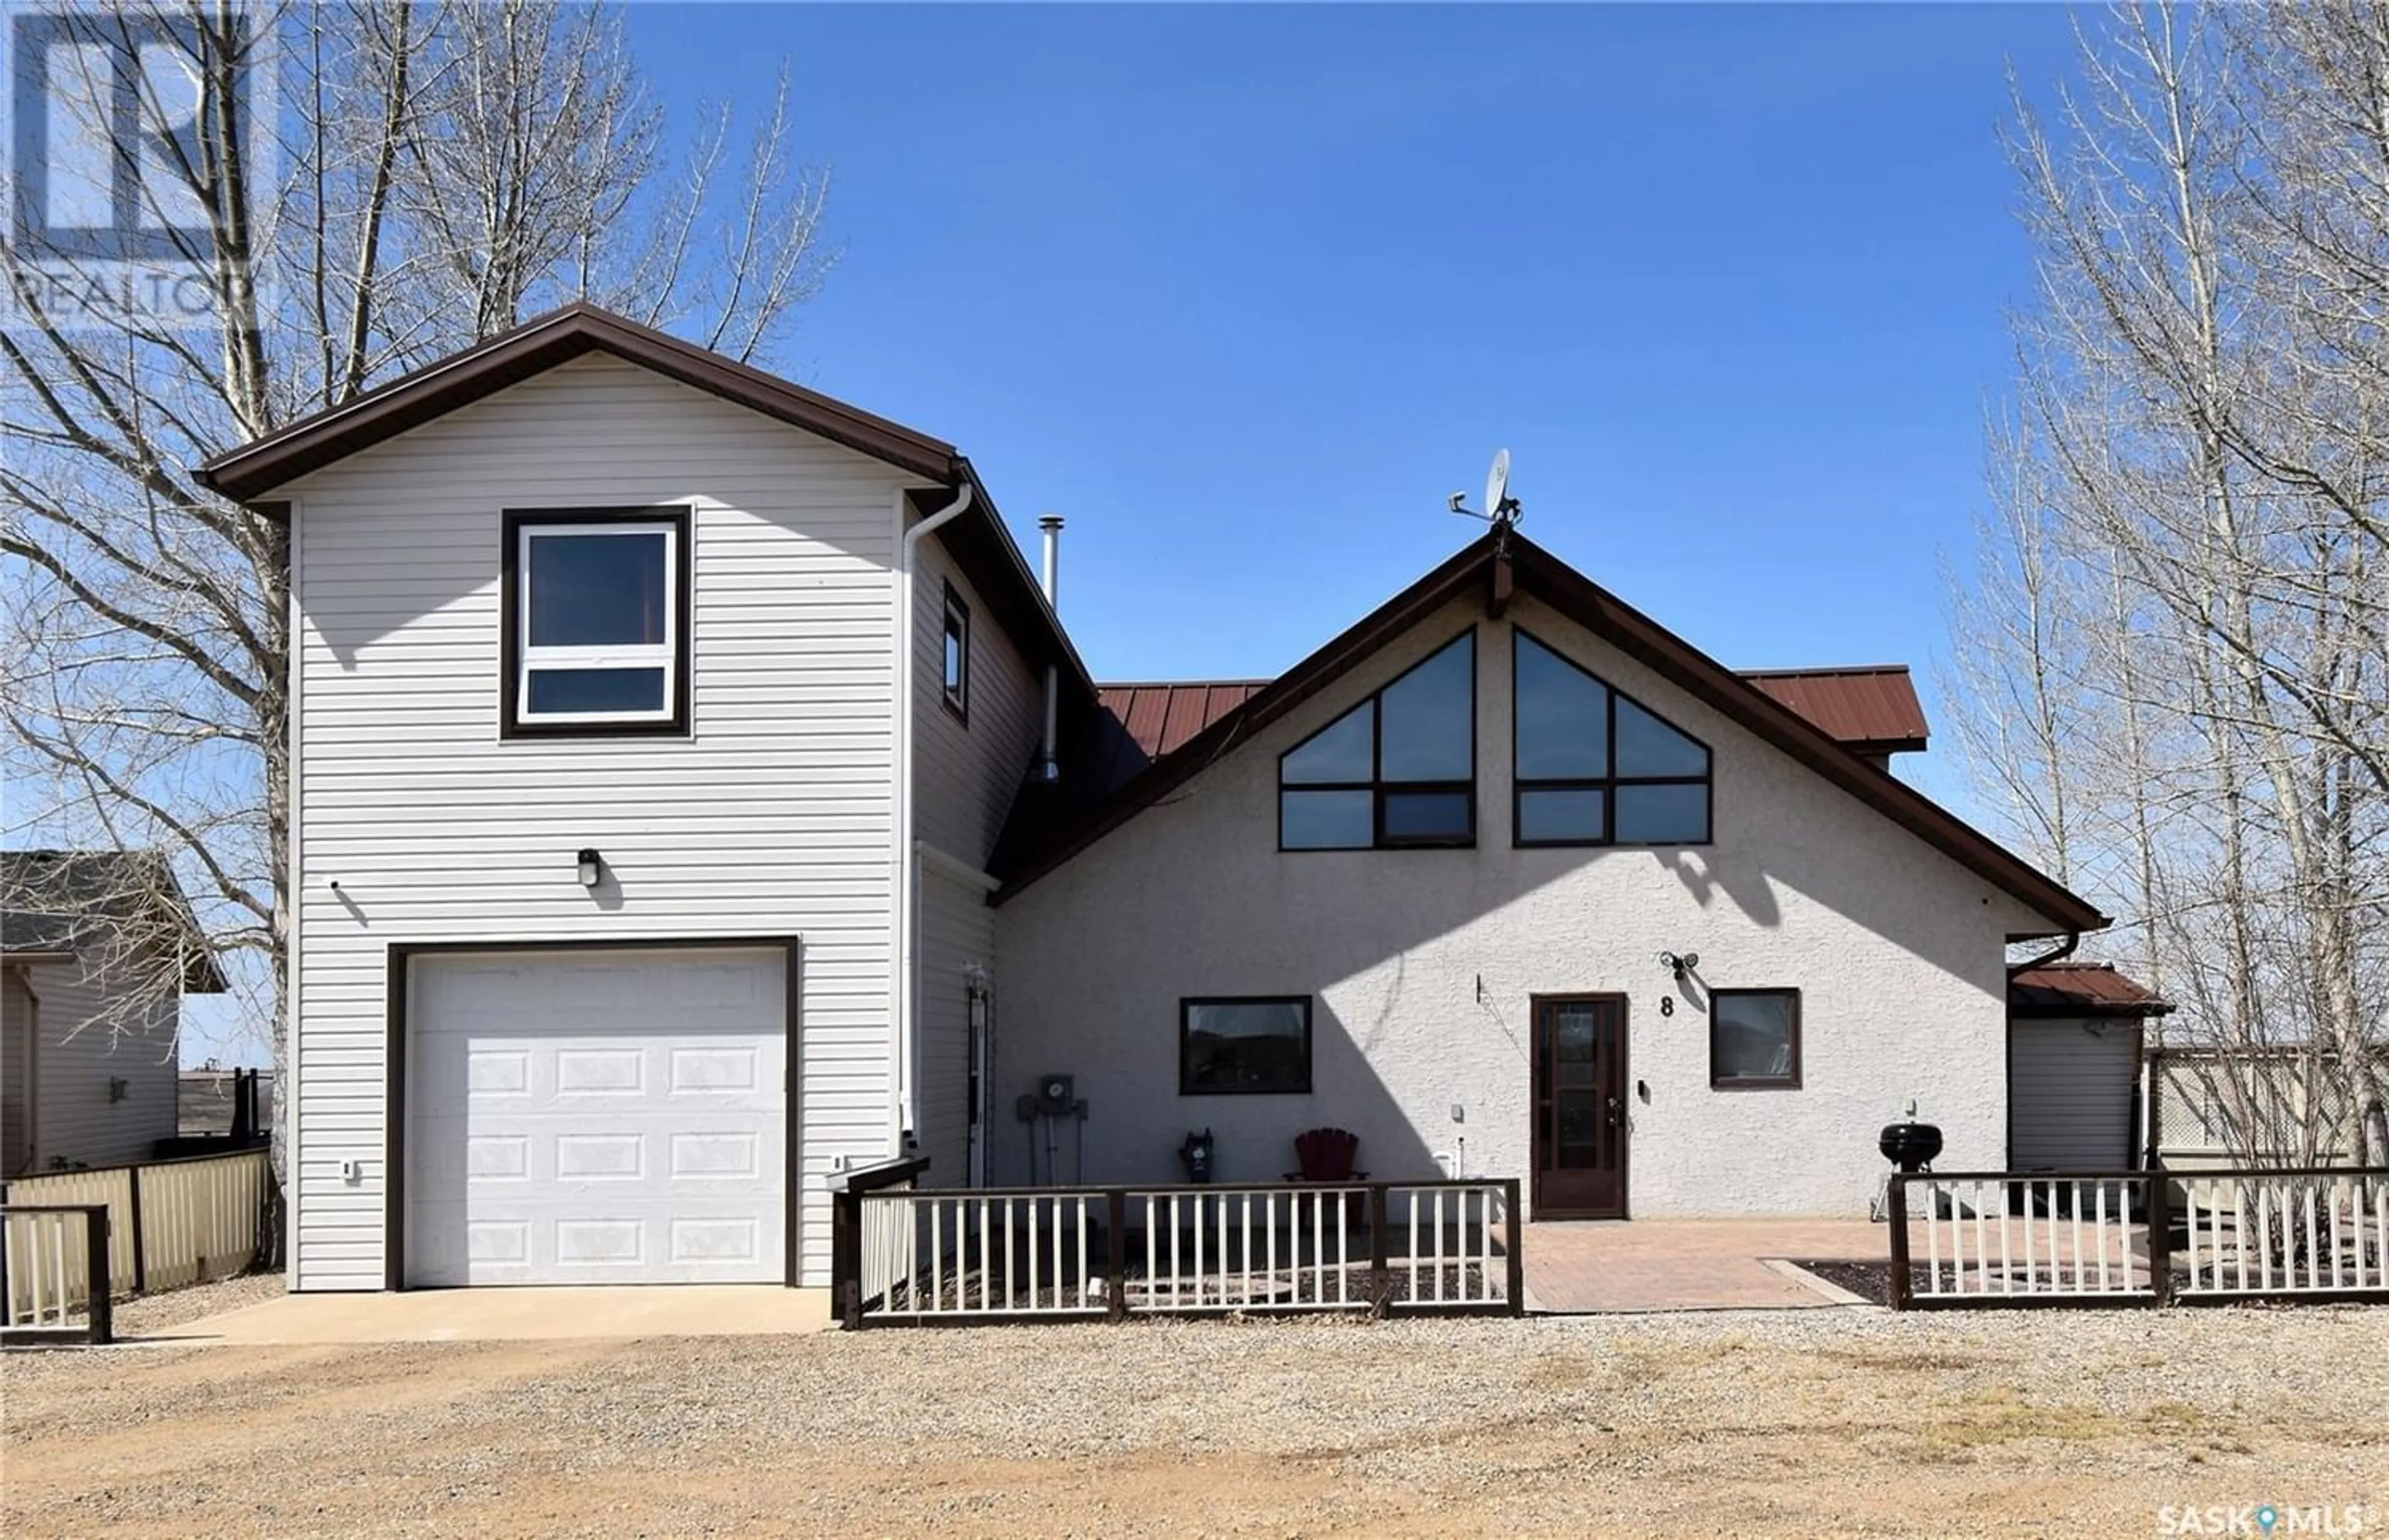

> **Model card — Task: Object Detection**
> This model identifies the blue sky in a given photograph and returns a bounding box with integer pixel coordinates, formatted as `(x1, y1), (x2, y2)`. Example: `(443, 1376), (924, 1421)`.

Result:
(633, 2), (2085, 814)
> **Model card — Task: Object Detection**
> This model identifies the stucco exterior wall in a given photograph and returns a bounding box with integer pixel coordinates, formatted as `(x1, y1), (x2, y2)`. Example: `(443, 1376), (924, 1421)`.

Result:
(994, 589), (2055, 1217)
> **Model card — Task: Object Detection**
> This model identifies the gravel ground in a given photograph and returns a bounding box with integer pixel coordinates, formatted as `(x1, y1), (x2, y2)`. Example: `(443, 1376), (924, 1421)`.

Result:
(4, 1283), (2384, 1538)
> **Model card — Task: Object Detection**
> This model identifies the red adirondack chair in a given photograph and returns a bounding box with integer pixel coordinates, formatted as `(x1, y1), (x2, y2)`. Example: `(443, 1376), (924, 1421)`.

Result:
(1285, 1126), (1366, 1182)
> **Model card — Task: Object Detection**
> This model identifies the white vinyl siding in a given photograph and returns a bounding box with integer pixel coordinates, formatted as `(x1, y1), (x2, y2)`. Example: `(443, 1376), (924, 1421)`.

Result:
(2, 956), (180, 1174)
(914, 865), (994, 1189)
(287, 353), (916, 1289)
(2009, 1019), (2140, 1172)
(911, 534), (1043, 867)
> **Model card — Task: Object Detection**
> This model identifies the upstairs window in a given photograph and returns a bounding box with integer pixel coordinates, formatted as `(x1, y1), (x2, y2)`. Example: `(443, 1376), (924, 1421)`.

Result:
(941, 582), (971, 723)
(504, 508), (689, 736)
(1280, 630), (1476, 850)
(1512, 629), (1711, 845)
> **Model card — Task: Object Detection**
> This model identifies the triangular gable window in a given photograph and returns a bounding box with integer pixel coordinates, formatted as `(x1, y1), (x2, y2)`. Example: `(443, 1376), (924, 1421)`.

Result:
(1512, 629), (1711, 846)
(1279, 630), (1475, 850)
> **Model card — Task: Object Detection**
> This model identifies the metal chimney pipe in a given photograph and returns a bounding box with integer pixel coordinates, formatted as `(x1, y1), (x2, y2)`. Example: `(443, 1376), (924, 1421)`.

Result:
(1038, 514), (1064, 609)
(1037, 516), (1064, 783)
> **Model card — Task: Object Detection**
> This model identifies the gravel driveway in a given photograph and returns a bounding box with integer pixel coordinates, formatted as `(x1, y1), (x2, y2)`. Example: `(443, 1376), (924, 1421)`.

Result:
(4, 1279), (2383, 1538)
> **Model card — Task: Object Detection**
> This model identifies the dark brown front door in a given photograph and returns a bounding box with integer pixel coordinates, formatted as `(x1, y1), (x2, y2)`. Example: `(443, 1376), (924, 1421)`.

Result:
(1533, 995), (1628, 1218)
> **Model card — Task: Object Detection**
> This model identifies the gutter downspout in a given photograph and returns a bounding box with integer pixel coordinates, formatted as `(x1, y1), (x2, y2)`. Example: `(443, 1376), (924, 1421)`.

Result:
(2006, 931), (2080, 976)
(893, 481), (976, 1149)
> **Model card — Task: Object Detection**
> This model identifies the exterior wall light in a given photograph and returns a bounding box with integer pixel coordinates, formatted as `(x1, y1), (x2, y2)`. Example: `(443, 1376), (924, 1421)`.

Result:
(575, 848), (603, 888)
(1658, 950), (1700, 983)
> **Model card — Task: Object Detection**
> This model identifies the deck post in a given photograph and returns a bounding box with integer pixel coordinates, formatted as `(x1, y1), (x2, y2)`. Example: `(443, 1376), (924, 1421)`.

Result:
(1367, 1184), (1390, 1318)
(86, 1207), (113, 1345)
(2146, 1170), (2175, 1306)
(1105, 1189), (1129, 1322)
(128, 1163), (147, 1295)
(829, 1184), (860, 1329)
(1884, 1176), (1911, 1311)
(1502, 1178), (1525, 1315)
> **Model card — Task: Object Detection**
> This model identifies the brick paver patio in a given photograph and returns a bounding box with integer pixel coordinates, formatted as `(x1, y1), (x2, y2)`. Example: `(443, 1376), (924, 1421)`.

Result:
(1521, 1218), (1892, 1312)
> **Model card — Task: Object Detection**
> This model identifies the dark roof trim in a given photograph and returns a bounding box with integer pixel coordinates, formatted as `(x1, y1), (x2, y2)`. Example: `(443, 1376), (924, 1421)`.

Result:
(196, 305), (1092, 694)
(195, 302), (957, 499)
(996, 531), (2108, 936)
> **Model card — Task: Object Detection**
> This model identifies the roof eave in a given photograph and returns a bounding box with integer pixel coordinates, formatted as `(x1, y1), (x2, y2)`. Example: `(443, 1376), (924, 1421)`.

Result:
(195, 303), (961, 501)
(997, 532), (2108, 937)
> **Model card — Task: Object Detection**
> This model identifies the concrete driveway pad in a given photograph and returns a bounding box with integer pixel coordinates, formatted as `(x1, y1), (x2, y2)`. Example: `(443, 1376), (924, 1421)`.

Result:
(154, 1284), (834, 1345)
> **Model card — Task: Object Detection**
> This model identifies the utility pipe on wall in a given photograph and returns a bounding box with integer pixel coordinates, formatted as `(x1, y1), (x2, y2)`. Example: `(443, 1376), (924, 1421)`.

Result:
(892, 482), (976, 1146)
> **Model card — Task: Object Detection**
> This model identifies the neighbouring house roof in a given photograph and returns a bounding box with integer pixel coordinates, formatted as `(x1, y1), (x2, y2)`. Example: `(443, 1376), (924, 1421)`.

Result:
(995, 529), (2108, 937)
(192, 302), (1091, 697)
(1739, 666), (1929, 755)
(0, 850), (230, 993)
(2008, 961), (2171, 1018)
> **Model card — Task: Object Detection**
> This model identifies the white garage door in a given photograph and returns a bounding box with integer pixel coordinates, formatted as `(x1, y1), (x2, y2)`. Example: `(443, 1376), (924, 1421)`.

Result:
(406, 945), (788, 1286)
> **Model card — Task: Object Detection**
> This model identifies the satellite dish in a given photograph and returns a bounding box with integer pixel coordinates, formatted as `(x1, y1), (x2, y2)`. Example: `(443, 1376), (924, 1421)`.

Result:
(1446, 448), (1523, 526)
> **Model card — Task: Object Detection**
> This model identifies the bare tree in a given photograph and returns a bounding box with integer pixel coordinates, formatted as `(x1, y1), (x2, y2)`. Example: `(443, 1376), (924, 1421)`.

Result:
(2, 0), (836, 1228)
(1947, 2), (2387, 1167)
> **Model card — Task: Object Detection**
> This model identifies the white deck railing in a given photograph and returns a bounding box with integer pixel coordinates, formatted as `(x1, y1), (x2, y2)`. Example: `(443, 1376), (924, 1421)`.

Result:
(1, 1206), (114, 1344)
(2177, 1171), (2389, 1297)
(833, 1171), (1520, 1326)
(1894, 1174), (2155, 1304)
(1887, 1167), (2388, 1309)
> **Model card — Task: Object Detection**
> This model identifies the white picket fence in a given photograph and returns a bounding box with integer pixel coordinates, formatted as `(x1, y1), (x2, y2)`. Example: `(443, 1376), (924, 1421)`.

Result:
(834, 1169), (1519, 1326)
(2, 1148), (270, 1335)
(1888, 1167), (2389, 1309)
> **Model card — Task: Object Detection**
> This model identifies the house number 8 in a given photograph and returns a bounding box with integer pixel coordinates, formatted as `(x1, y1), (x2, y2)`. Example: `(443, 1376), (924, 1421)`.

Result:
(1660, 995), (1675, 1017)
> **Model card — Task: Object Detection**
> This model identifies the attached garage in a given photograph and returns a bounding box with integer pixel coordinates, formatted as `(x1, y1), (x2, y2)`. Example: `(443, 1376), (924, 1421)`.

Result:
(394, 940), (796, 1287)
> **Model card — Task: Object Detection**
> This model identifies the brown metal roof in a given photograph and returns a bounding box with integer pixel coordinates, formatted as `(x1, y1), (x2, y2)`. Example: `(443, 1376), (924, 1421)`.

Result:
(1741, 666), (1929, 753)
(2008, 962), (2171, 1016)
(1096, 682), (1269, 759)
(1099, 670), (1924, 770)
(996, 529), (2108, 937)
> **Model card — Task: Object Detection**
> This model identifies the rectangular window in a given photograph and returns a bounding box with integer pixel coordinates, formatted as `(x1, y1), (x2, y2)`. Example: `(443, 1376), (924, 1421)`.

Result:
(1710, 988), (1800, 1089)
(503, 508), (689, 736)
(941, 582), (971, 724)
(1278, 629), (1476, 850)
(1180, 996), (1313, 1095)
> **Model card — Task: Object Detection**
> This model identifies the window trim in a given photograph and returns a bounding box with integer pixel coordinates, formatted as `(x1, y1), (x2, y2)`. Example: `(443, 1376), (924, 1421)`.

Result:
(500, 506), (692, 739)
(1277, 628), (1478, 852)
(941, 580), (971, 726)
(1179, 995), (1315, 1096)
(1511, 624), (1713, 849)
(1708, 987), (1803, 1090)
